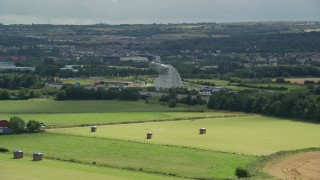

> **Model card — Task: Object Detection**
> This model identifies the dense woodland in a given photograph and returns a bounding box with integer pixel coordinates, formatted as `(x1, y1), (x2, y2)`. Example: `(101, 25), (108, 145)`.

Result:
(208, 91), (320, 123)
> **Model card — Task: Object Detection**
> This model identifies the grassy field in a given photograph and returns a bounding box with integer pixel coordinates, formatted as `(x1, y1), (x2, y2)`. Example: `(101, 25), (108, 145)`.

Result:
(0, 133), (257, 179)
(49, 115), (320, 156)
(0, 153), (182, 180)
(210, 34), (231, 38)
(61, 77), (152, 85)
(0, 112), (244, 128)
(186, 78), (307, 92)
(152, 33), (209, 40)
(0, 100), (198, 113)
(186, 79), (230, 86)
(222, 83), (307, 92)
(254, 83), (307, 91)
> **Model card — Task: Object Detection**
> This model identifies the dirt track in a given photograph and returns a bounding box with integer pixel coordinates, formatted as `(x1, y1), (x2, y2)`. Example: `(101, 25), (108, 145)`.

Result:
(266, 151), (320, 180)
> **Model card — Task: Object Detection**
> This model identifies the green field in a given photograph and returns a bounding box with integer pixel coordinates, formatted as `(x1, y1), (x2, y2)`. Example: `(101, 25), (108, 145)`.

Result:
(152, 33), (209, 40)
(226, 83), (307, 92)
(0, 134), (257, 179)
(0, 112), (244, 128)
(0, 100), (197, 113)
(49, 115), (320, 156)
(2, 99), (319, 179)
(254, 83), (307, 91)
(0, 154), (181, 180)
(186, 78), (307, 92)
(186, 79), (230, 86)
(61, 76), (152, 85)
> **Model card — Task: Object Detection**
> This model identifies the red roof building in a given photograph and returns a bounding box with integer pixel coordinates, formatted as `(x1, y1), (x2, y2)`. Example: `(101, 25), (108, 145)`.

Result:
(0, 120), (10, 128)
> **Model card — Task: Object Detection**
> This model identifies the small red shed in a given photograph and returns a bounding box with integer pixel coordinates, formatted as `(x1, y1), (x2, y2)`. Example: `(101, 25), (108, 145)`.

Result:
(0, 120), (10, 128)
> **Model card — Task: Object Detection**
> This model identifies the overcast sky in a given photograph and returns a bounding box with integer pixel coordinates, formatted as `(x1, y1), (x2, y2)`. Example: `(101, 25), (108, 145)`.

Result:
(0, 0), (319, 25)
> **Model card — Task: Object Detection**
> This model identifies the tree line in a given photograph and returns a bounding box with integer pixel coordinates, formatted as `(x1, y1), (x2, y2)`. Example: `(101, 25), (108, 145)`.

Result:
(56, 86), (140, 101)
(208, 91), (320, 122)
(0, 73), (43, 90)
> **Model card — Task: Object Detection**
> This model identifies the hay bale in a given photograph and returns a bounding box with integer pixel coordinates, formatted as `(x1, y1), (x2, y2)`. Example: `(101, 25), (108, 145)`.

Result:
(147, 132), (153, 139)
(91, 126), (97, 132)
(199, 128), (206, 135)
(13, 150), (23, 159)
(33, 152), (43, 161)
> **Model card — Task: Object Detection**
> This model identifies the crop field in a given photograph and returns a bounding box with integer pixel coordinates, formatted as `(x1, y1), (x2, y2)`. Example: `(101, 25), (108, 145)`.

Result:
(254, 83), (307, 91)
(0, 154), (182, 180)
(152, 33), (209, 40)
(49, 115), (320, 156)
(284, 77), (320, 85)
(61, 76), (151, 85)
(304, 29), (320, 32)
(0, 100), (198, 113)
(2, 99), (320, 179)
(210, 34), (231, 38)
(0, 134), (257, 179)
(186, 79), (230, 86)
(0, 112), (244, 128)
(226, 83), (306, 92)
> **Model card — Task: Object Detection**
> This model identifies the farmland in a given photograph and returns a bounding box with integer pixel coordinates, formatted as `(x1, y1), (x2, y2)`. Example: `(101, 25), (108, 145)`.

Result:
(0, 99), (199, 113)
(0, 134), (257, 179)
(284, 77), (320, 84)
(49, 115), (320, 156)
(0, 153), (182, 180)
(1, 99), (320, 179)
(0, 111), (244, 128)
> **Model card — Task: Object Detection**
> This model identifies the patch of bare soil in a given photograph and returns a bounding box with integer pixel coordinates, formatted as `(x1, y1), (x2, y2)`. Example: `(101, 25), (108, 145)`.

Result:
(266, 151), (320, 180)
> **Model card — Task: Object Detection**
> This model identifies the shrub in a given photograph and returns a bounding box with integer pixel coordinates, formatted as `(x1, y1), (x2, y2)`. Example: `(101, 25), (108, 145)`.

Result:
(235, 167), (250, 178)
(304, 80), (315, 85)
(275, 78), (286, 83)
(168, 100), (176, 108)
(0, 147), (9, 153)
(56, 90), (67, 100)
(9, 116), (25, 133)
(27, 120), (41, 133)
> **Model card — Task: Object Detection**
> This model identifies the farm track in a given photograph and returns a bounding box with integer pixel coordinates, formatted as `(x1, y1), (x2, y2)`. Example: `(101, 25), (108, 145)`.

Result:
(266, 151), (320, 180)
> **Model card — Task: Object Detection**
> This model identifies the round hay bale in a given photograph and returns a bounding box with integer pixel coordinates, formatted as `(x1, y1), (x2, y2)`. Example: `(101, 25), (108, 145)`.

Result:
(13, 150), (23, 159)
(91, 126), (97, 132)
(199, 128), (206, 135)
(147, 132), (153, 139)
(33, 152), (43, 161)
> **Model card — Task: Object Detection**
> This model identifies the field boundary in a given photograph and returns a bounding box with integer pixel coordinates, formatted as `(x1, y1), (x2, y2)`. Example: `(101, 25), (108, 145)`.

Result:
(47, 130), (261, 157)
(47, 114), (250, 129)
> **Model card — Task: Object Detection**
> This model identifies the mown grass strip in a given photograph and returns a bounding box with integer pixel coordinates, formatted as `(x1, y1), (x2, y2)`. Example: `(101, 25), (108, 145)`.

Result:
(0, 153), (184, 180)
(0, 133), (258, 179)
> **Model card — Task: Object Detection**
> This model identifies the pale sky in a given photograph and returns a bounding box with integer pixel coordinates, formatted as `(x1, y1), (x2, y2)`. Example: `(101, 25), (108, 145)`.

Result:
(0, 0), (319, 25)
